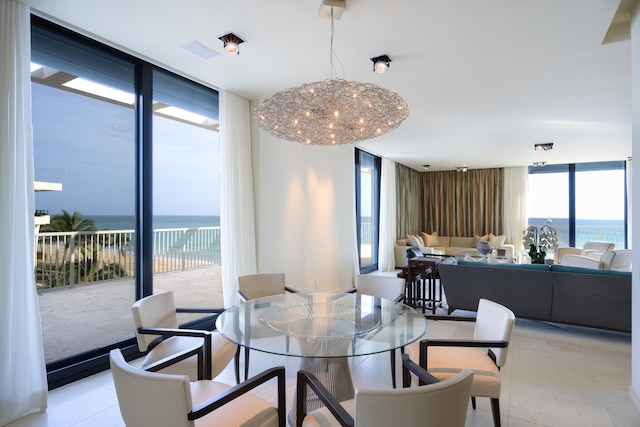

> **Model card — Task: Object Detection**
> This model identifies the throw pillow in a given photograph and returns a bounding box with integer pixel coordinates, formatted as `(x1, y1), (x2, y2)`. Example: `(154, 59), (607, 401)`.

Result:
(489, 233), (506, 248)
(422, 231), (441, 247)
(397, 239), (407, 246)
(407, 234), (424, 247)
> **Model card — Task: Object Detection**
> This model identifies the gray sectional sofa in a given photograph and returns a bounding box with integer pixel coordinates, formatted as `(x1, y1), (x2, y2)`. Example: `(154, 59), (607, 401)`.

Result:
(438, 261), (631, 332)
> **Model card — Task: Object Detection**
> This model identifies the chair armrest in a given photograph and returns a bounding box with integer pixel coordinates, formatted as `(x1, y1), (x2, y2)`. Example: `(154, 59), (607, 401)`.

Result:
(237, 290), (249, 302)
(176, 307), (224, 314)
(296, 370), (354, 427)
(423, 314), (477, 322)
(419, 338), (508, 374)
(138, 327), (213, 380)
(401, 353), (439, 387)
(189, 366), (287, 426)
(143, 344), (205, 377)
(285, 286), (300, 293)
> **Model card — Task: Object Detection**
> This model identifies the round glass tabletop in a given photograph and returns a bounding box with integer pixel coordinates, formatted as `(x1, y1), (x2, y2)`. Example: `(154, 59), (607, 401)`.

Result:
(215, 292), (427, 358)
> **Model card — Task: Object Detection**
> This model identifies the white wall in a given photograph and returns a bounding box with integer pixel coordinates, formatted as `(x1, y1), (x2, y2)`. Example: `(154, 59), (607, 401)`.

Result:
(631, 1), (640, 411)
(252, 113), (358, 293)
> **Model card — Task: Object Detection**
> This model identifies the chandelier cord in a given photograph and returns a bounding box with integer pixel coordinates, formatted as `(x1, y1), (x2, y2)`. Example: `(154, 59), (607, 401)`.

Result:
(329, 7), (345, 80)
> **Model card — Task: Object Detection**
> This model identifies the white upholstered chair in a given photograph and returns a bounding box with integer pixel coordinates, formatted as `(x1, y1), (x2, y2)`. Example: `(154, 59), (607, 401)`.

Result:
(610, 249), (632, 272)
(237, 273), (298, 380)
(296, 354), (473, 427)
(110, 349), (285, 427)
(407, 298), (515, 427)
(555, 241), (615, 263)
(132, 291), (239, 382)
(354, 274), (405, 388)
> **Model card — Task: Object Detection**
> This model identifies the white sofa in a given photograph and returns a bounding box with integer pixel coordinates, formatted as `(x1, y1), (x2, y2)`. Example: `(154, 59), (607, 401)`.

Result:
(394, 232), (515, 268)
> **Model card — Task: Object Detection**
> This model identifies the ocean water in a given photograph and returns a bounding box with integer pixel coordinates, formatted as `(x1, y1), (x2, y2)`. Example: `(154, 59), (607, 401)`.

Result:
(87, 215), (220, 231)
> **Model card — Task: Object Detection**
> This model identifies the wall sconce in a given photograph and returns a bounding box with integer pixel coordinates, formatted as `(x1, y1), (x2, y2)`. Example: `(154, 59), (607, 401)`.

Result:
(370, 54), (392, 73)
(218, 33), (245, 55)
(456, 166), (468, 172)
(534, 142), (554, 151)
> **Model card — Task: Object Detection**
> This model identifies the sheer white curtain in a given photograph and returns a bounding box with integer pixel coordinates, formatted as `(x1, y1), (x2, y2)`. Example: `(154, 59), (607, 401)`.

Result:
(219, 91), (257, 308)
(378, 158), (397, 271)
(627, 158), (633, 248)
(0, 0), (48, 423)
(503, 166), (528, 255)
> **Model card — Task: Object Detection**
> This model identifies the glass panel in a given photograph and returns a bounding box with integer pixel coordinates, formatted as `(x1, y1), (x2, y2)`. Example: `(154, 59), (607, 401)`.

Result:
(527, 171), (569, 249)
(358, 151), (376, 269)
(152, 69), (221, 316)
(32, 26), (136, 363)
(575, 168), (625, 249)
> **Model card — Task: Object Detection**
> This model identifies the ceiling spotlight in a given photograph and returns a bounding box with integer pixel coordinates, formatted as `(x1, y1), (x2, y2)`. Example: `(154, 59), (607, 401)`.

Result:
(534, 142), (554, 151)
(423, 164), (431, 171)
(456, 166), (468, 172)
(218, 33), (244, 55)
(370, 55), (392, 73)
(532, 161), (547, 167)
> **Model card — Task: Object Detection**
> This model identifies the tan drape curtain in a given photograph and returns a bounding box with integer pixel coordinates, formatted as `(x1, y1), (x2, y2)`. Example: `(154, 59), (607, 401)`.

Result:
(396, 165), (504, 238)
(395, 163), (423, 238)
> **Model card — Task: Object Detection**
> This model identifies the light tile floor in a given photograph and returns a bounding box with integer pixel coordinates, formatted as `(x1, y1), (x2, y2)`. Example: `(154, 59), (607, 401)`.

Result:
(8, 317), (640, 427)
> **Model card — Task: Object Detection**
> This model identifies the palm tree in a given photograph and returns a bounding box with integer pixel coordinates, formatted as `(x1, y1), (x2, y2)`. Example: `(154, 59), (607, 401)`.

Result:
(44, 210), (96, 285)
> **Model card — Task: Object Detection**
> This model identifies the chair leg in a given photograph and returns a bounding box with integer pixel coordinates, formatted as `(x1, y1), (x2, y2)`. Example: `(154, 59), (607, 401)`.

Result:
(390, 349), (396, 388)
(234, 347), (241, 384)
(244, 346), (250, 381)
(490, 398), (501, 427)
(471, 396), (476, 409)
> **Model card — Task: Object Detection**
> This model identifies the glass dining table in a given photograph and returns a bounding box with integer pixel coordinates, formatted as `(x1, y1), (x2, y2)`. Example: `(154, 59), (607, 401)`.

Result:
(215, 291), (428, 424)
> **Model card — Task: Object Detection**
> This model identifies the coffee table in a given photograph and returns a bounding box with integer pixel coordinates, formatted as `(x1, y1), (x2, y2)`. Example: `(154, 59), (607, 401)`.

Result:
(215, 292), (427, 424)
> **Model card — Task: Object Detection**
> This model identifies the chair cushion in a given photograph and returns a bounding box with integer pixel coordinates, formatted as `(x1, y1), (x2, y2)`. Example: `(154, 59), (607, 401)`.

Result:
(301, 399), (355, 427)
(407, 345), (500, 398)
(191, 381), (279, 427)
(142, 333), (237, 381)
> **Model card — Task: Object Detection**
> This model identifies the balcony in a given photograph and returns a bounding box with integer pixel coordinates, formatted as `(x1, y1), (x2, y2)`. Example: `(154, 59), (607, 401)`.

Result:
(35, 227), (222, 363)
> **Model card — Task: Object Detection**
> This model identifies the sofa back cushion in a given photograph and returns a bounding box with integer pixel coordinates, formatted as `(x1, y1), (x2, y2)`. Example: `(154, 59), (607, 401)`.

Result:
(450, 236), (475, 247)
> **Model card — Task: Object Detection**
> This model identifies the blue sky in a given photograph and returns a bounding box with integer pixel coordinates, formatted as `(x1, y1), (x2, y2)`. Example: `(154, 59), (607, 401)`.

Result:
(33, 83), (220, 216)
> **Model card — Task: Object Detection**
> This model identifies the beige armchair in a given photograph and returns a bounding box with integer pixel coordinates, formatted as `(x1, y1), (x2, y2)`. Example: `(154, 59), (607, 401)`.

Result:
(555, 241), (615, 264)
(110, 348), (286, 427)
(296, 354), (473, 427)
(132, 291), (239, 382)
(237, 273), (298, 380)
(406, 299), (515, 427)
(354, 274), (405, 388)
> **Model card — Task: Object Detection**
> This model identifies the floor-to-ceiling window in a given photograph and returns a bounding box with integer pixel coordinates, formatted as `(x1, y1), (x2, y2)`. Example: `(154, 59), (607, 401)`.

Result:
(31, 16), (220, 389)
(355, 149), (381, 273)
(527, 161), (627, 251)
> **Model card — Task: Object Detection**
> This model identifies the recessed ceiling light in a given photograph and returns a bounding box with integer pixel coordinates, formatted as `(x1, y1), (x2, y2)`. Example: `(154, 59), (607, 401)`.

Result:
(181, 41), (220, 59)
(456, 166), (468, 172)
(532, 161), (547, 167)
(218, 33), (245, 55)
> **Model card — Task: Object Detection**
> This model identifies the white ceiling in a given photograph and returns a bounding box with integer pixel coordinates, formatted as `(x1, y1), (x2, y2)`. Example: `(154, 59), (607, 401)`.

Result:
(25, 0), (632, 171)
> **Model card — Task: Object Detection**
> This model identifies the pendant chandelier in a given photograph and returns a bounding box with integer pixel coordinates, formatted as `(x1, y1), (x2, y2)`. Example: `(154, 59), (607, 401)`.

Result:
(255, 6), (409, 146)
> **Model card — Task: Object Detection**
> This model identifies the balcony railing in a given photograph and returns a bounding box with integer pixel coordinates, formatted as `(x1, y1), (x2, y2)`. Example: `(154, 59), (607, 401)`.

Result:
(35, 227), (221, 289)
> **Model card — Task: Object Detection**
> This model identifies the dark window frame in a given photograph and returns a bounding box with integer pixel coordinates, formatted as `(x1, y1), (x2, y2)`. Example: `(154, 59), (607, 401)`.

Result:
(355, 148), (381, 273)
(31, 15), (220, 389)
(527, 161), (627, 248)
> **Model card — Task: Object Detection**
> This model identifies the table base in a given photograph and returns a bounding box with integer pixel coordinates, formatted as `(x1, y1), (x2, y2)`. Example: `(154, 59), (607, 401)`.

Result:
(288, 356), (354, 426)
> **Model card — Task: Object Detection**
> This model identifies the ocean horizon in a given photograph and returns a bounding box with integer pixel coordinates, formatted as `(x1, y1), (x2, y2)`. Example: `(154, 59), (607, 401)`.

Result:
(86, 215), (220, 231)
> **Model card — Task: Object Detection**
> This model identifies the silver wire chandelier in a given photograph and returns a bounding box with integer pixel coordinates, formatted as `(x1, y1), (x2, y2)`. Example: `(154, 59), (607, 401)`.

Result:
(255, 6), (409, 146)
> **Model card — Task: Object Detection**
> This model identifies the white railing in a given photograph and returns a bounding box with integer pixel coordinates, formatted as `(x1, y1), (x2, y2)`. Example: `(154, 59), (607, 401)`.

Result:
(35, 227), (221, 289)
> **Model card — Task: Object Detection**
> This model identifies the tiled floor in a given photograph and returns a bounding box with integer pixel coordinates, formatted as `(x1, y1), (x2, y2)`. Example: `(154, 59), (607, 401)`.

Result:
(7, 316), (640, 427)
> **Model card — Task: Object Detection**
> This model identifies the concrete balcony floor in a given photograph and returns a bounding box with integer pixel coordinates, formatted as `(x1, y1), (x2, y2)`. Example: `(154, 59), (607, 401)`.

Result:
(38, 265), (223, 363)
